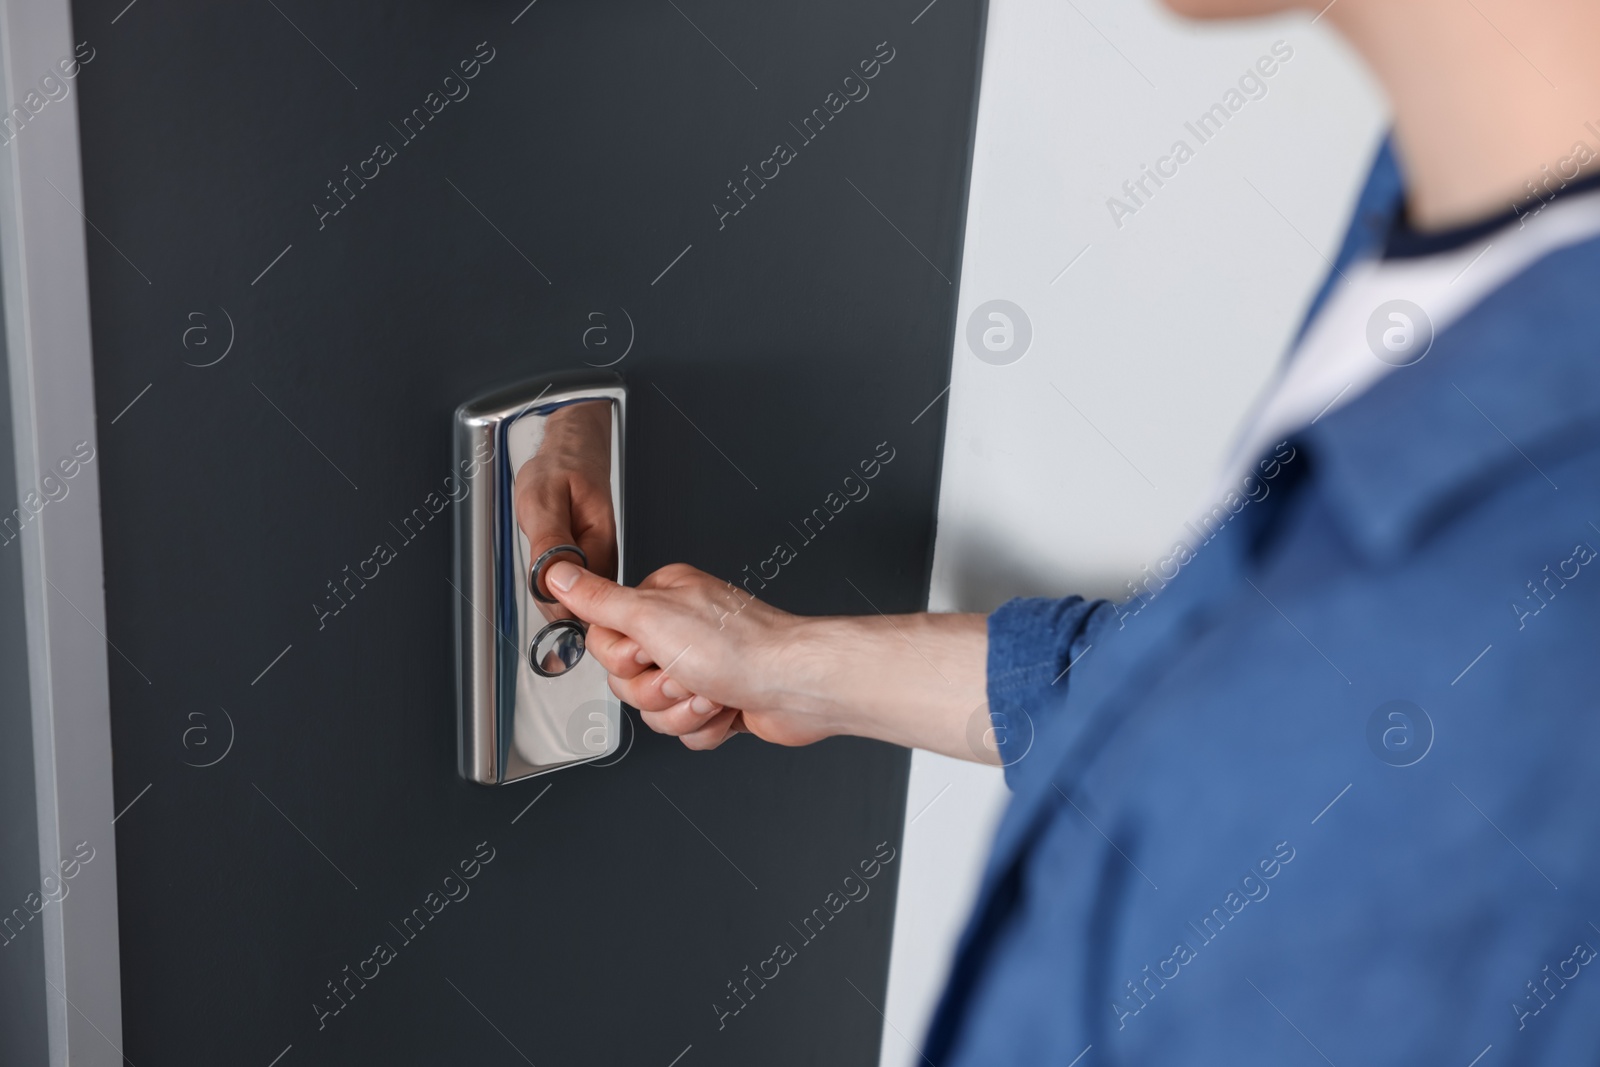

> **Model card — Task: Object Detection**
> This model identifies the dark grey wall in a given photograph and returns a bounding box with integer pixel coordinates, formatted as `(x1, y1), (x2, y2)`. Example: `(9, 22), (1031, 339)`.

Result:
(70, 0), (985, 1062)
(0, 291), (49, 1064)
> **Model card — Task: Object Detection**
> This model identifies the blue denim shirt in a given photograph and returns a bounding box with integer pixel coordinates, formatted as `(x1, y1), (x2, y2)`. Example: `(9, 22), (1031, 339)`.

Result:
(928, 142), (1600, 1065)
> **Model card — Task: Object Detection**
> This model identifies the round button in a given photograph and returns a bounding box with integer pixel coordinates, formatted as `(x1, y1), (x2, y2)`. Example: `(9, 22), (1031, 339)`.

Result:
(529, 543), (588, 604)
(530, 619), (587, 678)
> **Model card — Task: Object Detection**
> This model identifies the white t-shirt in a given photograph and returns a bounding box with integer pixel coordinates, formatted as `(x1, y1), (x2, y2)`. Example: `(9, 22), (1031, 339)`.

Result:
(1219, 187), (1600, 496)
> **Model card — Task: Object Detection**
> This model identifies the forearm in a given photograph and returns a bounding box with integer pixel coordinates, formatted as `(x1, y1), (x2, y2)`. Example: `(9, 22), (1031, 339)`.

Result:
(781, 612), (996, 764)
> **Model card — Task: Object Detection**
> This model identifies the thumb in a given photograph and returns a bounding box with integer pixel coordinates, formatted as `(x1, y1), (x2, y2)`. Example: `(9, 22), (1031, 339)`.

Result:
(546, 560), (636, 630)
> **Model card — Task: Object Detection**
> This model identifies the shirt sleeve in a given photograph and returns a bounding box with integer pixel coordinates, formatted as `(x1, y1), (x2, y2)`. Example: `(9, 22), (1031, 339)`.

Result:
(986, 595), (1118, 787)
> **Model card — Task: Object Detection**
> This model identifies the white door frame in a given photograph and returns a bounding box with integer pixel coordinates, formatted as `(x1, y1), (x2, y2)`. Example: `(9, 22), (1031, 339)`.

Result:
(0, 2), (124, 1063)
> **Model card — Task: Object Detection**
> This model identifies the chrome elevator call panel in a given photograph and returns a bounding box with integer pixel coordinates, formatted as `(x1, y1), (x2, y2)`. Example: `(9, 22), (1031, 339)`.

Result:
(454, 371), (624, 785)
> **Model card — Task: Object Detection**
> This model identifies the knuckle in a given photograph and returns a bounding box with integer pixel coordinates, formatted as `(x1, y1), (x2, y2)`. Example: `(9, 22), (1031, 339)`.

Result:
(682, 728), (726, 752)
(586, 631), (636, 676)
(615, 676), (674, 713)
(576, 576), (631, 625)
(581, 576), (613, 609)
(605, 656), (644, 680)
(607, 674), (641, 706)
(643, 562), (701, 588)
(639, 707), (695, 738)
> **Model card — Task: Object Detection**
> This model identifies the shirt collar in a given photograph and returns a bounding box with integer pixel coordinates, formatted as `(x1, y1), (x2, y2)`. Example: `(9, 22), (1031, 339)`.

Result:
(1296, 179), (1600, 563)
(1290, 138), (1406, 349)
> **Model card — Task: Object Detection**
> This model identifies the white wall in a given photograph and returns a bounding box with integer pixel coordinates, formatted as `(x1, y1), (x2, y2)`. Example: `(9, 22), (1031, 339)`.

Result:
(881, 2), (1386, 1063)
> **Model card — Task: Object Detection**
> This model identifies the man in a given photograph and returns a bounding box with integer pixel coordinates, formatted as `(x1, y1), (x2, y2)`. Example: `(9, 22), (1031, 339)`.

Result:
(532, 0), (1600, 1060)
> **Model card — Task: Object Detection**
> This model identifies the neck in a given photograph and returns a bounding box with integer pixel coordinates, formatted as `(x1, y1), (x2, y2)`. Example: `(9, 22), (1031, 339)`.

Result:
(1329, 0), (1600, 230)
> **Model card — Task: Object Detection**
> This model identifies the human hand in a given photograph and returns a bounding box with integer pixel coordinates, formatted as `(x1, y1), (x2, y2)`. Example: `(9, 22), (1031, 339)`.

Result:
(547, 559), (993, 761)
(544, 561), (839, 751)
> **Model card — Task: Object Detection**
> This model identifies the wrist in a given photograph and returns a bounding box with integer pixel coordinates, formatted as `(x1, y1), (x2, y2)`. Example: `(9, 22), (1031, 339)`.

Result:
(765, 612), (989, 754)
(762, 615), (860, 733)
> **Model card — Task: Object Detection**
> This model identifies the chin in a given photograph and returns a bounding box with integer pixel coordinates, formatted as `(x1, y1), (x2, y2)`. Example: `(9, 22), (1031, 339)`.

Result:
(1160, 0), (1305, 18)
